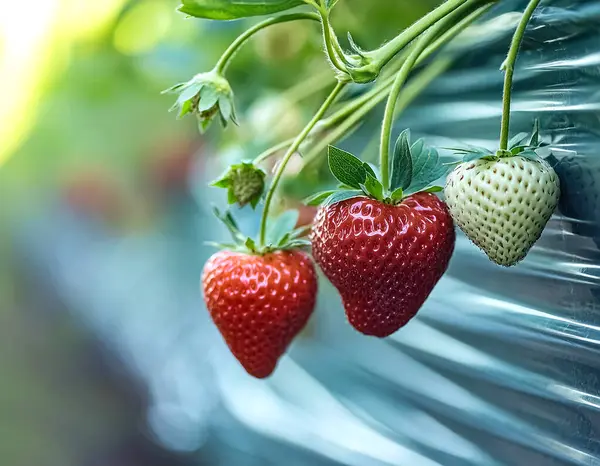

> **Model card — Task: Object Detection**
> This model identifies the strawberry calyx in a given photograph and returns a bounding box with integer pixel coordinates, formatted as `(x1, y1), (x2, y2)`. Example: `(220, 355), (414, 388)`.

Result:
(449, 119), (548, 163)
(163, 69), (237, 133)
(211, 161), (266, 209)
(208, 206), (310, 255)
(305, 129), (448, 208)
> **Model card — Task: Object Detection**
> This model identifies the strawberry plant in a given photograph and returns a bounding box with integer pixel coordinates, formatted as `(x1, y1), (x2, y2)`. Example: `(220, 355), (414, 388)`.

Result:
(163, 0), (563, 376)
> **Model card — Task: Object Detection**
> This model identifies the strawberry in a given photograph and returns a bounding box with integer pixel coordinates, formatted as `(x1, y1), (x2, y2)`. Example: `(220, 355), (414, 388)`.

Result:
(202, 249), (317, 378)
(202, 208), (316, 378)
(444, 126), (560, 266)
(307, 131), (455, 337)
(312, 193), (454, 337)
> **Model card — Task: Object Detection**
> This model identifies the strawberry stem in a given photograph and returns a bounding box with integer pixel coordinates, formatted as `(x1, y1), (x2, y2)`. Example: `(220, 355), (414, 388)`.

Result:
(359, 0), (471, 77)
(499, 0), (542, 151)
(379, 1), (484, 189)
(253, 138), (295, 165)
(317, 6), (347, 74)
(215, 12), (320, 75)
(303, 3), (492, 167)
(258, 81), (347, 247)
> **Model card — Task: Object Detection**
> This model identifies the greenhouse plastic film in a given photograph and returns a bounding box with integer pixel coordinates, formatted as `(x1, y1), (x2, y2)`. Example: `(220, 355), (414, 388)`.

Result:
(208, 2), (600, 465)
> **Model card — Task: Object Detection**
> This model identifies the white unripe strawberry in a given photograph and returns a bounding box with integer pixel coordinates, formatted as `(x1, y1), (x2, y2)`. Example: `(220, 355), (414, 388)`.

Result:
(444, 155), (560, 266)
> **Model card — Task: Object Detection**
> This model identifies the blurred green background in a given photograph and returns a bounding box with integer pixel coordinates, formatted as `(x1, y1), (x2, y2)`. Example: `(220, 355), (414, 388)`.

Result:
(0, 1), (438, 465)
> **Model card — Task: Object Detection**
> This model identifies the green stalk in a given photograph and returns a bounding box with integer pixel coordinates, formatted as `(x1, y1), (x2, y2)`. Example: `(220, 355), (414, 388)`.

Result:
(360, 58), (454, 162)
(379, 0), (488, 188)
(304, 56), (452, 165)
(319, 3), (491, 137)
(499, 0), (541, 151)
(253, 138), (295, 165)
(258, 82), (346, 246)
(319, 8), (347, 73)
(215, 12), (320, 74)
(379, 37), (436, 188)
(362, 0), (470, 70)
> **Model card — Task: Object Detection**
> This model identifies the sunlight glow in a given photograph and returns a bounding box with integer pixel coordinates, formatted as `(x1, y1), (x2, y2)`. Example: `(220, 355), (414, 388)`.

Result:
(0, 0), (126, 168)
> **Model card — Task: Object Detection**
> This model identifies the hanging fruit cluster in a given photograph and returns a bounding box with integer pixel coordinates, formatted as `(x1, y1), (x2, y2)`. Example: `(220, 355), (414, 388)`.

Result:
(163, 0), (560, 378)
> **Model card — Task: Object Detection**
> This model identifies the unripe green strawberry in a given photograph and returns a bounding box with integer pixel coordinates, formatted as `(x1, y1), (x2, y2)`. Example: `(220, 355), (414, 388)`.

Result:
(444, 156), (560, 266)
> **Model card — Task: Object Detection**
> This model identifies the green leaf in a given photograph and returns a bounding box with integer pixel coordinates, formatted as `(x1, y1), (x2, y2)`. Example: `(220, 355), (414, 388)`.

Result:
(178, 0), (305, 20)
(363, 162), (377, 179)
(267, 210), (300, 245)
(290, 225), (312, 239)
(198, 86), (220, 112)
(508, 132), (529, 149)
(245, 237), (258, 252)
(328, 145), (367, 189)
(528, 119), (540, 147)
(219, 95), (233, 121)
(412, 139), (425, 157)
(390, 187), (404, 201)
(406, 146), (439, 194)
(179, 82), (203, 101)
(463, 151), (495, 162)
(360, 173), (384, 200)
(197, 116), (213, 133)
(390, 129), (413, 191)
(204, 241), (238, 250)
(518, 150), (539, 161)
(510, 145), (528, 155)
(324, 189), (364, 206)
(304, 190), (335, 206)
(423, 185), (443, 193)
(227, 188), (237, 204)
(212, 207), (246, 244)
(210, 176), (231, 188)
(347, 32), (364, 56)
(277, 232), (291, 247)
(281, 239), (312, 250)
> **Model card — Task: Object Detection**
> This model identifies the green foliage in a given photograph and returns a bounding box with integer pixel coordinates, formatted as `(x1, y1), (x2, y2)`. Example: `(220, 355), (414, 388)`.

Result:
(389, 129), (412, 192)
(450, 119), (546, 162)
(210, 207), (309, 254)
(327, 145), (368, 190)
(179, 0), (307, 20)
(163, 70), (237, 133)
(389, 130), (447, 197)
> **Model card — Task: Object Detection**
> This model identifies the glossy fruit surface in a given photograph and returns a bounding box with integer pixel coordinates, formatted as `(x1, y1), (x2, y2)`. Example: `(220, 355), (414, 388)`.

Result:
(311, 193), (455, 337)
(202, 249), (317, 378)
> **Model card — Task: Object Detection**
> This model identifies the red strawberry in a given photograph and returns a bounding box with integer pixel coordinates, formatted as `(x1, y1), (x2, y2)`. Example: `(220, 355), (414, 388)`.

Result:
(311, 193), (455, 337)
(202, 249), (317, 378)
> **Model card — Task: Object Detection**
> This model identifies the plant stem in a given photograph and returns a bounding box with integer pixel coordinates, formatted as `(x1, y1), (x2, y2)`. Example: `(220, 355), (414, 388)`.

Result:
(499, 0), (541, 150)
(253, 138), (295, 165)
(379, 36), (436, 188)
(304, 56), (452, 165)
(363, 0), (469, 70)
(258, 82), (346, 246)
(215, 12), (320, 74)
(319, 8), (347, 73)
(318, 3), (490, 139)
(378, 0), (479, 188)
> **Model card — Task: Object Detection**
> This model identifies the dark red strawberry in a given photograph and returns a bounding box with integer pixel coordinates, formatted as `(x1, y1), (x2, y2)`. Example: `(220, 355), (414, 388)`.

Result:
(311, 193), (455, 337)
(202, 249), (317, 378)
